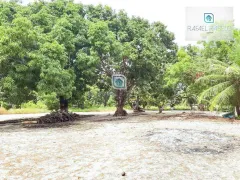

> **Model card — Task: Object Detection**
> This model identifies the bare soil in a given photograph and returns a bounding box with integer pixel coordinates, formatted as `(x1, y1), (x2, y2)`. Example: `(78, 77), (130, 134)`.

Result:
(1, 112), (240, 180)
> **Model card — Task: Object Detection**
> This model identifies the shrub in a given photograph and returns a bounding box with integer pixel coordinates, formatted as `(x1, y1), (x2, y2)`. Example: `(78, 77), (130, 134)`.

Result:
(107, 95), (115, 107)
(2, 103), (12, 110)
(40, 93), (59, 111)
(21, 101), (47, 109)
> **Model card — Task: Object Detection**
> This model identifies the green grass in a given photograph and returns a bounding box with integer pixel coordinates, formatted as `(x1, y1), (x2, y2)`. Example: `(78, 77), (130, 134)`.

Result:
(70, 105), (134, 112)
(0, 104), (192, 115)
(70, 106), (117, 112)
(8, 108), (50, 114)
(1, 106), (125, 114)
(145, 105), (191, 111)
(171, 105), (191, 110)
(0, 108), (49, 114)
(145, 106), (158, 111)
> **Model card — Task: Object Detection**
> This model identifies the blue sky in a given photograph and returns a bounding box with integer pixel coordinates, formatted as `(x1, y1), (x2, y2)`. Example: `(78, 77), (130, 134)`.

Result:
(21, 0), (240, 46)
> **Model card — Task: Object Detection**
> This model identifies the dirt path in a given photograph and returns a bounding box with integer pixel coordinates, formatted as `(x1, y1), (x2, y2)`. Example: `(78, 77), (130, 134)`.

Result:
(0, 113), (240, 180)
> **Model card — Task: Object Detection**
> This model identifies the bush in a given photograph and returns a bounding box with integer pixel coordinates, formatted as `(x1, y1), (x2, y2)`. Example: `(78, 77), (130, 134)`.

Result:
(107, 95), (115, 107)
(2, 103), (12, 110)
(40, 93), (59, 111)
(21, 101), (47, 109)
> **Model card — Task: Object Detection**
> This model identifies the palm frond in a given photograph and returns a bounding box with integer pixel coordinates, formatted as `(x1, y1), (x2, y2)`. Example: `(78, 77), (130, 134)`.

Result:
(208, 59), (229, 67)
(196, 74), (228, 85)
(227, 64), (240, 75)
(209, 84), (236, 110)
(198, 81), (232, 103)
(209, 64), (229, 74)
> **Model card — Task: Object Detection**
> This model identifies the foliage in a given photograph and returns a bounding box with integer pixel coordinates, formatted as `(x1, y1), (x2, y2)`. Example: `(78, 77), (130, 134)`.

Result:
(0, 0), (177, 113)
(195, 30), (240, 114)
(40, 93), (59, 111)
(1, 0), (240, 115)
(21, 100), (47, 109)
(196, 59), (240, 112)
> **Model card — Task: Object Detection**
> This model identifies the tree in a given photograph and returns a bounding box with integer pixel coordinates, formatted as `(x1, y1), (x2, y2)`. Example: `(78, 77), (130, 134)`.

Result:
(197, 59), (240, 115)
(0, 0), (177, 115)
(195, 30), (240, 114)
(0, 16), (40, 107)
(198, 40), (233, 63)
(0, 0), (96, 111)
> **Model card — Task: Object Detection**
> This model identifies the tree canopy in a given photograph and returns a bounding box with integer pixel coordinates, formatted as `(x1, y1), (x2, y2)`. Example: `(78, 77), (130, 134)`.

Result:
(0, 0), (177, 114)
(1, 0), (240, 117)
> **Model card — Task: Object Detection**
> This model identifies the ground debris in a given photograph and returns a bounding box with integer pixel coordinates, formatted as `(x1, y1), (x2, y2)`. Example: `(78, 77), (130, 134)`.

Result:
(37, 112), (79, 124)
(20, 112), (94, 125)
(156, 112), (237, 123)
(146, 128), (240, 155)
(121, 171), (126, 176)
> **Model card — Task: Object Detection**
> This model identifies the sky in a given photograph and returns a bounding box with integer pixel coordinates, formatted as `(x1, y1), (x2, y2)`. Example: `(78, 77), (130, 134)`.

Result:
(22, 0), (240, 46)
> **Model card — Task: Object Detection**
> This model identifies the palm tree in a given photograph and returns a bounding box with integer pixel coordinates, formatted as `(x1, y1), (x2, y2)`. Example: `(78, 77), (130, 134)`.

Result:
(196, 59), (240, 116)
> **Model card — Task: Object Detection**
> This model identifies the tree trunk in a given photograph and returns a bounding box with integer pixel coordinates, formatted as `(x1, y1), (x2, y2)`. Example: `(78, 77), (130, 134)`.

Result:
(114, 90), (127, 116)
(198, 104), (204, 111)
(135, 96), (139, 110)
(235, 105), (240, 116)
(103, 101), (107, 107)
(114, 105), (127, 116)
(190, 104), (193, 110)
(133, 96), (145, 112)
(158, 106), (163, 113)
(60, 96), (68, 113)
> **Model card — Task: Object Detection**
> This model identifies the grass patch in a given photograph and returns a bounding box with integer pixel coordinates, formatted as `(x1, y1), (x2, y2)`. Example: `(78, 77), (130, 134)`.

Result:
(145, 106), (158, 111)
(145, 105), (191, 111)
(0, 107), (49, 115)
(70, 105), (133, 112)
(1, 106), (130, 114)
(8, 108), (49, 114)
(70, 106), (117, 112)
(0, 104), (191, 115)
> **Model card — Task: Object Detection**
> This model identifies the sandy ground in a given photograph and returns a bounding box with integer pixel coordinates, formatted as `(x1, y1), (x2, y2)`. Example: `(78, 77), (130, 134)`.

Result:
(0, 110), (225, 122)
(0, 112), (240, 180)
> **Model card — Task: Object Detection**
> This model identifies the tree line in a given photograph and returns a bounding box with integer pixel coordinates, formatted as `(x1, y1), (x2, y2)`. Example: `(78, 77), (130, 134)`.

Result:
(0, 0), (240, 116)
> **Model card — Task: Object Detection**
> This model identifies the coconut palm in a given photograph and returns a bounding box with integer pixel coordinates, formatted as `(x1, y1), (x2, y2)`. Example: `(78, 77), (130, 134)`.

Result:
(196, 59), (240, 116)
